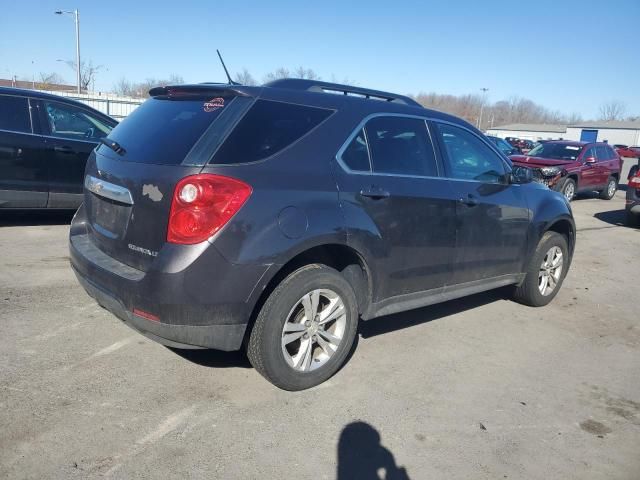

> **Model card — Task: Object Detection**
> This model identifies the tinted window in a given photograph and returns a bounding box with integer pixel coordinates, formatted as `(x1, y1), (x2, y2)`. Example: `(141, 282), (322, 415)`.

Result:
(212, 100), (333, 165)
(341, 129), (370, 171)
(44, 101), (112, 141)
(0, 95), (31, 133)
(365, 116), (437, 176)
(583, 147), (597, 160)
(436, 123), (506, 183)
(99, 96), (230, 165)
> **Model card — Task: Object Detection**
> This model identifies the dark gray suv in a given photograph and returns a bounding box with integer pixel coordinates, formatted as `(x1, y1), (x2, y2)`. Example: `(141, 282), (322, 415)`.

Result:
(70, 79), (575, 390)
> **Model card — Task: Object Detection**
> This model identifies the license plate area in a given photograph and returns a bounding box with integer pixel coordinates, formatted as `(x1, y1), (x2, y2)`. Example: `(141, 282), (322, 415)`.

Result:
(89, 194), (132, 239)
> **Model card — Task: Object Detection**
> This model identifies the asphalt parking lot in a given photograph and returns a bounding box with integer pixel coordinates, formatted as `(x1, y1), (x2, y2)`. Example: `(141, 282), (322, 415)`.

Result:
(1, 164), (639, 479)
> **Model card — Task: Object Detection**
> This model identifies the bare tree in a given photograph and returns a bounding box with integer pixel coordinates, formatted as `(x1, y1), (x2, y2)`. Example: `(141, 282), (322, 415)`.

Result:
(598, 100), (627, 121)
(263, 67), (290, 83)
(414, 91), (584, 127)
(60, 59), (102, 91)
(112, 74), (186, 98)
(235, 68), (257, 86)
(293, 66), (321, 80)
(36, 72), (66, 89)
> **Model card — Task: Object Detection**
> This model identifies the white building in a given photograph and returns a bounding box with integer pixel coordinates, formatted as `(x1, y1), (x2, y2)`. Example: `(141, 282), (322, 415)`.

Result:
(486, 124), (567, 141)
(487, 121), (640, 146)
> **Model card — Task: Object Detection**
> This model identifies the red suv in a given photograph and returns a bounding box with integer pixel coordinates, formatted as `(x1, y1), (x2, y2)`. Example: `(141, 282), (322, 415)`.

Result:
(510, 141), (622, 201)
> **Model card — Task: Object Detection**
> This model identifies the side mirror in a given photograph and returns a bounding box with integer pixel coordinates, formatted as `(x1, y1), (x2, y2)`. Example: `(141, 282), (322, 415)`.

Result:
(510, 165), (533, 184)
(585, 156), (597, 164)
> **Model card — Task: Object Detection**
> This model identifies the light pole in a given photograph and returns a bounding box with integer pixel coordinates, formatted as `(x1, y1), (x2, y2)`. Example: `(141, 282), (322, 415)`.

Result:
(478, 87), (489, 130)
(54, 9), (81, 94)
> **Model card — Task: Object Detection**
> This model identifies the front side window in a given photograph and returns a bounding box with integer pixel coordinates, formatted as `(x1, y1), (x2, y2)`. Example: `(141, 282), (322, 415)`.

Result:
(341, 129), (370, 171)
(595, 145), (612, 161)
(365, 116), (437, 176)
(212, 100), (333, 164)
(435, 123), (506, 183)
(0, 95), (31, 133)
(582, 147), (597, 161)
(44, 101), (112, 141)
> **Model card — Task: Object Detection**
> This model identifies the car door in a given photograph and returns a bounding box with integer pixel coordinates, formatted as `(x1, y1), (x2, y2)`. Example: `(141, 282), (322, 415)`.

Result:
(334, 115), (457, 303)
(431, 121), (530, 285)
(579, 145), (600, 190)
(595, 145), (615, 185)
(37, 99), (113, 208)
(0, 94), (48, 208)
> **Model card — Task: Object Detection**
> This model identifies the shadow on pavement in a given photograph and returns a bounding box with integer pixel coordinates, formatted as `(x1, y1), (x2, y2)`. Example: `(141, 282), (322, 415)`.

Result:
(0, 211), (74, 227)
(167, 347), (252, 369)
(360, 288), (505, 339)
(594, 209), (629, 227)
(337, 421), (410, 479)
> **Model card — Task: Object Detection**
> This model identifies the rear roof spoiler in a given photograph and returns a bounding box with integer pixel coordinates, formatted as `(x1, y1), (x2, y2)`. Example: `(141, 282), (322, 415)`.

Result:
(264, 78), (422, 107)
(149, 83), (253, 97)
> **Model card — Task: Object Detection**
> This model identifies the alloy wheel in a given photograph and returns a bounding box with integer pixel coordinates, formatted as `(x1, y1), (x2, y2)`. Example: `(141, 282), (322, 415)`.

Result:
(563, 182), (575, 201)
(538, 246), (563, 296)
(281, 289), (347, 372)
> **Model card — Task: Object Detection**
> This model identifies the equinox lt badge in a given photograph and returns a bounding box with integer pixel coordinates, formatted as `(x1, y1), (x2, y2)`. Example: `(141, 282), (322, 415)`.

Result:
(128, 244), (158, 257)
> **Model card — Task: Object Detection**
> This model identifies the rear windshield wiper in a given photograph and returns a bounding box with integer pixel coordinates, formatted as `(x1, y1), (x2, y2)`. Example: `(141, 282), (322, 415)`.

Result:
(99, 138), (126, 156)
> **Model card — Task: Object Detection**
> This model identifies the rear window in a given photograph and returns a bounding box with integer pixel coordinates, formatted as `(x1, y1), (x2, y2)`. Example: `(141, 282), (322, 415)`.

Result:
(211, 100), (333, 165)
(98, 96), (232, 165)
(0, 95), (31, 133)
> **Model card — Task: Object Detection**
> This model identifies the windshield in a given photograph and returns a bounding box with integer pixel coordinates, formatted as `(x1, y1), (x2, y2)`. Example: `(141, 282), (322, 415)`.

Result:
(527, 143), (583, 160)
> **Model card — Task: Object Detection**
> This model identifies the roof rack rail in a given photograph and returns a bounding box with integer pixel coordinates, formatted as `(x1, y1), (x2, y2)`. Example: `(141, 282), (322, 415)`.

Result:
(264, 78), (422, 107)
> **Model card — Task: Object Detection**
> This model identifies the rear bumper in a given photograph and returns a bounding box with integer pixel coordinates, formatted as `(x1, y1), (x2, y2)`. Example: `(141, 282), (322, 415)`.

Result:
(73, 267), (247, 350)
(69, 206), (271, 351)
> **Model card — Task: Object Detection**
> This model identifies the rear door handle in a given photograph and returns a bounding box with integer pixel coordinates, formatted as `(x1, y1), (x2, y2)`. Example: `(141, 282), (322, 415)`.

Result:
(359, 188), (390, 200)
(458, 194), (478, 207)
(54, 145), (76, 154)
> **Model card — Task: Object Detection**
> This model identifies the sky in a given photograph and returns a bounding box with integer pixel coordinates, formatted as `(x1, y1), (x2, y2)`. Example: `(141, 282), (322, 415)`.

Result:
(1, 0), (639, 120)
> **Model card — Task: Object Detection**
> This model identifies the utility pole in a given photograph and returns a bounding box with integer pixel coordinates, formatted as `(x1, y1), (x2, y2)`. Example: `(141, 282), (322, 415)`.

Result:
(55, 9), (81, 94)
(478, 87), (489, 130)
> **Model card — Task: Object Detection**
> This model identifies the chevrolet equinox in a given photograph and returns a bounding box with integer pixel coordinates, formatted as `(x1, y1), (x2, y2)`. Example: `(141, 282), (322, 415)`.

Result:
(70, 79), (575, 390)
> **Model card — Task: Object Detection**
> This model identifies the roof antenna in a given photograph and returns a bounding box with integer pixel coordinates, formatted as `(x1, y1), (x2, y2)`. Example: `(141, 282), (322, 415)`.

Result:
(217, 49), (239, 85)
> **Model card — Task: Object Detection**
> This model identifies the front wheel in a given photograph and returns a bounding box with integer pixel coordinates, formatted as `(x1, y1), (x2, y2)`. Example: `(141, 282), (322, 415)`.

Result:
(513, 231), (569, 307)
(559, 178), (576, 201)
(599, 177), (618, 200)
(247, 264), (359, 391)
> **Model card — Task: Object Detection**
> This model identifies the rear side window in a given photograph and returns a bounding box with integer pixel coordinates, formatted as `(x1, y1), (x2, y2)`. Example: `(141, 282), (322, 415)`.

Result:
(211, 100), (332, 164)
(341, 129), (370, 171)
(365, 116), (437, 176)
(0, 95), (31, 133)
(99, 96), (231, 165)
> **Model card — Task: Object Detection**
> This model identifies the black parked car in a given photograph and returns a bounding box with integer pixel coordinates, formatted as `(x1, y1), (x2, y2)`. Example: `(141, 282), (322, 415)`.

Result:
(486, 135), (519, 155)
(70, 79), (575, 390)
(0, 87), (117, 209)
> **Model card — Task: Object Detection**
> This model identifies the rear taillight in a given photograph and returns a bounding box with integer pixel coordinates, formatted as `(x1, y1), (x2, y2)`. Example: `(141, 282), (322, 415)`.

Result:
(629, 176), (640, 190)
(167, 174), (252, 244)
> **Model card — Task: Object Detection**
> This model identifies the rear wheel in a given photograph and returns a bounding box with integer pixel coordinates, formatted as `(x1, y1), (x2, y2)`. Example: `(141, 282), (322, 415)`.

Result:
(247, 264), (358, 391)
(560, 178), (576, 201)
(599, 177), (618, 200)
(513, 231), (569, 307)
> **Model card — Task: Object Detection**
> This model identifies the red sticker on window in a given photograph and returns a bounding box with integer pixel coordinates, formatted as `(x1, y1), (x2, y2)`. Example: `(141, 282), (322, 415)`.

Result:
(203, 97), (225, 112)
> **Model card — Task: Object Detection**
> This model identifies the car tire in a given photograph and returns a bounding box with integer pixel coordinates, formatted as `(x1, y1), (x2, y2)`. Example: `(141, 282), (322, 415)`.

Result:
(599, 177), (618, 200)
(513, 231), (569, 307)
(247, 264), (358, 391)
(627, 211), (640, 227)
(559, 178), (576, 201)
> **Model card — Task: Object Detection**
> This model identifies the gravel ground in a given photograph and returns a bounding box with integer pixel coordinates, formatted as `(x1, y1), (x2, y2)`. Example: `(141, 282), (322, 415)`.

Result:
(1, 163), (638, 479)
